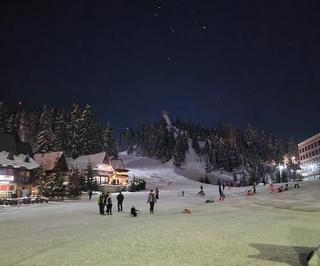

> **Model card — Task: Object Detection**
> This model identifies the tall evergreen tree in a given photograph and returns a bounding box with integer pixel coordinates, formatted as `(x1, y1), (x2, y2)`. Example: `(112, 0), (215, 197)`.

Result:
(67, 104), (82, 158)
(0, 102), (9, 133)
(85, 163), (98, 191)
(79, 105), (99, 155)
(103, 122), (118, 159)
(18, 109), (31, 142)
(66, 168), (82, 197)
(54, 112), (67, 151)
(34, 106), (56, 153)
(173, 135), (186, 167)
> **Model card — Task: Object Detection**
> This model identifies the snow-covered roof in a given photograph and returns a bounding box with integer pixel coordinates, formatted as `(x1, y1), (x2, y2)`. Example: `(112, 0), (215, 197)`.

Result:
(110, 159), (125, 170)
(66, 152), (108, 170)
(34, 152), (64, 171)
(0, 151), (39, 170)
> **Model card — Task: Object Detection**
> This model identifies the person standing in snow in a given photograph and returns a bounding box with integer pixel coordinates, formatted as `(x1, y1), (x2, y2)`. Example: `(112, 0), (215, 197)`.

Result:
(106, 192), (113, 215)
(147, 190), (157, 214)
(200, 185), (203, 192)
(218, 179), (224, 201)
(116, 191), (124, 212)
(97, 193), (105, 215)
(88, 190), (93, 200)
(155, 187), (159, 200)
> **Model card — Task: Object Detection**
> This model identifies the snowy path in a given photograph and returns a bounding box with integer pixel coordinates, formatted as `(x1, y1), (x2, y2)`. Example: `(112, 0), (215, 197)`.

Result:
(0, 181), (319, 266)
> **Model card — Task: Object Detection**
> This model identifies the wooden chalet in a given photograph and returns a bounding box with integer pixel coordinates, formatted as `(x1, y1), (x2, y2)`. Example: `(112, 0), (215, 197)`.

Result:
(66, 152), (129, 186)
(0, 133), (39, 198)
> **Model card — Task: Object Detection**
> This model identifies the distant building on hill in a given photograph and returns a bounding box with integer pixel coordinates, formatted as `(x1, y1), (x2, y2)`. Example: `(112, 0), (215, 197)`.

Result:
(298, 132), (320, 180)
(66, 152), (129, 187)
(0, 133), (39, 198)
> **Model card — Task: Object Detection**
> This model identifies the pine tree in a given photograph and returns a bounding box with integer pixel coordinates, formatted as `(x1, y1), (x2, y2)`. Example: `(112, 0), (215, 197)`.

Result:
(85, 163), (98, 191)
(67, 104), (82, 158)
(173, 135), (186, 167)
(127, 143), (134, 154)
(103, 122), (118, 159)
(34, 106), (56, 153)
(67, 168), (82, 197)
(205, 152), (213, 173)
(79, 105), (99, 155)
(192, 137), (200, 154)
(0, 102), (9, 133)
(54, 112), (67, 151)
(35, 130), (56, 153)
(5, 114), (14, 134)
(37, 170), (66, 198)
(19, 109), (31, 142)
(13, 111), (21, 136)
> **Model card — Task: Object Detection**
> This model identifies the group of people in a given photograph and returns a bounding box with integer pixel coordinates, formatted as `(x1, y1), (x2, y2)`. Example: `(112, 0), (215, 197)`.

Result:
(97, 188), (160, 216)
(97, 191), (124, 215)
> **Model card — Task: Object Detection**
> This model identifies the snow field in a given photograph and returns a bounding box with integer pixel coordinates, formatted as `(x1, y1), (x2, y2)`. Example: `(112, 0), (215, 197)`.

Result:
(1, 181), (320, 266)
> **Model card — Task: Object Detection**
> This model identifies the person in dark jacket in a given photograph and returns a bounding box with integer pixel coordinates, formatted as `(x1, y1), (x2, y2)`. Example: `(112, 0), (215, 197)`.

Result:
(155, 187), (159, 200)
(218, 179), (225, 201)
(131, 206), (139, 217)
(147, 190), (157, 214)
(116, 191), (124, 212)
(106, 192), (113, 215)
(88, 190), (93, 200)
(97, 193), (105, 215)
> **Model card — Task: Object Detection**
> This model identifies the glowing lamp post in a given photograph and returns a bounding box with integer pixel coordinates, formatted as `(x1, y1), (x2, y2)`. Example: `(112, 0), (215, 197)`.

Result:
(279, 164), (286, 183)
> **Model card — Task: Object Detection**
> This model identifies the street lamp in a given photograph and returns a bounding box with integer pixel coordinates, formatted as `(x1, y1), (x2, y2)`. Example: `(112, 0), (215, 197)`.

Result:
(279, 164), (286, 183)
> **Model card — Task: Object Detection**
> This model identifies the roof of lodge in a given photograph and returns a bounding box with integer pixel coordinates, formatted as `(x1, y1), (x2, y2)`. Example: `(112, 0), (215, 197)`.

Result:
(0, 151), (39, 170)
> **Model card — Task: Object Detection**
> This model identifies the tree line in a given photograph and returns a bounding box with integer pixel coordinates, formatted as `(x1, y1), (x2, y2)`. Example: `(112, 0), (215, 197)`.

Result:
(0, 102), (118, 158)
(119, 118), (299, 183)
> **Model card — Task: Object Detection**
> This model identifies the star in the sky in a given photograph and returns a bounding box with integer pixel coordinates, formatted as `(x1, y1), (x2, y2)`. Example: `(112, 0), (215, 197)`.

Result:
(202, 25), (207, 30)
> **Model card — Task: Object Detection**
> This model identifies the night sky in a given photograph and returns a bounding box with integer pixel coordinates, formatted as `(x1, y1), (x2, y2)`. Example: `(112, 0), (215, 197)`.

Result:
(1, 0), (320, 141)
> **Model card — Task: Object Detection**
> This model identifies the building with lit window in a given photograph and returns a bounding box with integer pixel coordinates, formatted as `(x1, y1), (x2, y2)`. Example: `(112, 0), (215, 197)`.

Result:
(298, 132), (320, 180)
(66, 152), (129, 187)
(0, 133), (39, 198)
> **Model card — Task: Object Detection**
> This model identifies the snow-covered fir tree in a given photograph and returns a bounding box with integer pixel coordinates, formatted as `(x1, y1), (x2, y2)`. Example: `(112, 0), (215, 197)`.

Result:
(79, 105), (99, 155)
(54, 112), (67, 151)
(103, 122), (118, 159)
(67, 168), (82, 197)
(67, 104), (82, 158)
(34, 106), (56, 153)
(85, 163), (98, 191)
(0, 102), (9, 133)
(173, 134), (186, 167)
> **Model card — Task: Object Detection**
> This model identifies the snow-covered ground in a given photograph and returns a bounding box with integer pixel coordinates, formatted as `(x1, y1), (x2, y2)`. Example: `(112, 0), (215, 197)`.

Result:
(1, 177), (319, 266)
(120, 149), (233, 190)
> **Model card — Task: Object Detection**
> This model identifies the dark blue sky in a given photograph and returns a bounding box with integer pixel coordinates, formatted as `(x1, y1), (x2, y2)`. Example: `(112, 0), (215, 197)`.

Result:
(1, 0), (320, 141)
